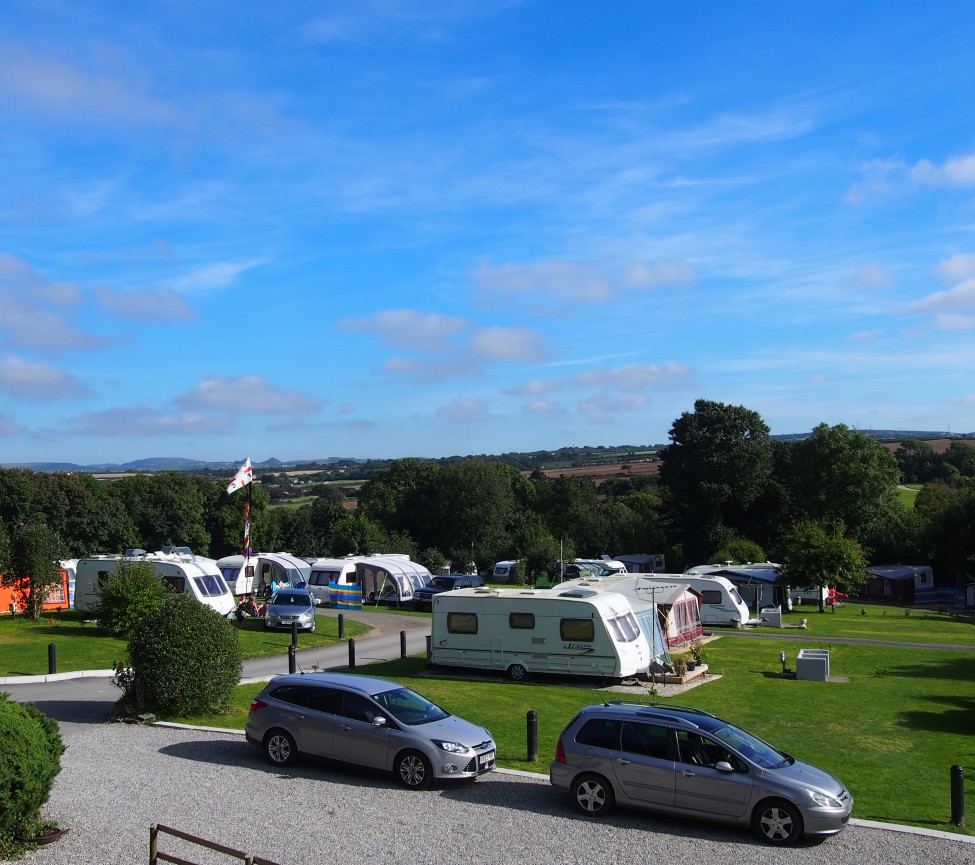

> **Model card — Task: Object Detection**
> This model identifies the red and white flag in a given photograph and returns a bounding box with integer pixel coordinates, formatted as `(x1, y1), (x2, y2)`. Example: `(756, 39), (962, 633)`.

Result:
(226, 458), (253, 494)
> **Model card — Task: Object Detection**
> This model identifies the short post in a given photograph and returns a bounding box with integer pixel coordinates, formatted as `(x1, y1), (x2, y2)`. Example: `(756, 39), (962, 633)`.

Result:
(400, 630), (407, 659)
(288, 643), (296, 675)
(348, 637), (356, 668)
(149, 823), (158, 865)
(291, 622), (298, 646)
(337, 613), (345, 639)
(48, 643), (57, 675)
(951, 764), (965, 825)
(425, 634), (432, 659)
(527, 710), (538, 762)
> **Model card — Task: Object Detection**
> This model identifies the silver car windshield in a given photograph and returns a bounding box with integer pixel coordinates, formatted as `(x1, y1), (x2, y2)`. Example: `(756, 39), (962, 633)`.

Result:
(711, 723), (792, 769)
(371, 687), (449, 726)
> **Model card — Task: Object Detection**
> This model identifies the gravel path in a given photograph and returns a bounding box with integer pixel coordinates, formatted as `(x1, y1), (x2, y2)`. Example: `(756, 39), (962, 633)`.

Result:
(25, 723), (974, 865)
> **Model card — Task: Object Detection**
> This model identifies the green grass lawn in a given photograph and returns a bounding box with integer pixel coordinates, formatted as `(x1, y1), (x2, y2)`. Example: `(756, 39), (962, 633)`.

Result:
(778, 601), (975, 644)
(896, 484), (921, 508)
(0, 609), (371, 676)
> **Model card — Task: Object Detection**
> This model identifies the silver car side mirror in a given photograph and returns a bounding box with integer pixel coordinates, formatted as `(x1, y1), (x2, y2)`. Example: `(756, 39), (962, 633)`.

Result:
(714, 760), (735, 773)
(372, 715), (388, 727)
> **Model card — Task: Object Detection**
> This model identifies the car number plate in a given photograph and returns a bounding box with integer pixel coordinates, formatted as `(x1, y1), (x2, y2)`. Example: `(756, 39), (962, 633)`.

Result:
(479, 751), (495, 768)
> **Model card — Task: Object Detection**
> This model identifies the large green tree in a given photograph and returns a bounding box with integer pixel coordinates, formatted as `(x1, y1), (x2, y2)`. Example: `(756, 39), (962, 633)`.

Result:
(659, 399), (772, 566)
(779, 520), (868, 600)
(2, 520), (64, 619)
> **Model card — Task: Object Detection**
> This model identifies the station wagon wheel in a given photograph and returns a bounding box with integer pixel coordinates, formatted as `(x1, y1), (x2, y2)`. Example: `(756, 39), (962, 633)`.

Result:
(264, 730), (297, 767)
(507, 663), (529, 682)
(396, 750), (433, 789)
(571, 773), (615, 817)
(753, 798), (803, 845)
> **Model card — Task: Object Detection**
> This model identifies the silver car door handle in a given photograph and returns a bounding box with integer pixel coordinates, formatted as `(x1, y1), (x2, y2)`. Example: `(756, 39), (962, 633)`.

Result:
(681, 770), (696, 776)
(615, 758), (631, 765)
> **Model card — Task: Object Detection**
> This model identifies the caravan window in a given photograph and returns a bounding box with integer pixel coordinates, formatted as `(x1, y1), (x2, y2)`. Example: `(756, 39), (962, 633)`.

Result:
(163, 576), (186, 594)
(701, 590), (723, 605)
(509, 612), (535, 630)
(608, 612), (641, 642)
(309, 570), (339, 586)
(97, 570), (112, 588)
(220, 567), (241, 583)
(447, 612), (478, 634)
(194, 575), (226, 597)
(560, 618), (595, 642)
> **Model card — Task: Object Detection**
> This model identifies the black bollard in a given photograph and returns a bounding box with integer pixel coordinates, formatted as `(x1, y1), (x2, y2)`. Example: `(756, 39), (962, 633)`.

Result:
(48, 643), (57, 675)
(951, 764), (965, 825)
(288, 643), (296, 675)
(291, 621), (298, 647)
(338, 613), (344, 639)
(527, 710), (538, 762)
(425, 634), (432, 660)
(348, 637), (356, 668)
(400, 630), (407, 659)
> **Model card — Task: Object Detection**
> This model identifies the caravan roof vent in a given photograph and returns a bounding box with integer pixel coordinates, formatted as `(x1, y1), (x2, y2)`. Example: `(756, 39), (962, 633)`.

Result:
(558, 588), (598, 599)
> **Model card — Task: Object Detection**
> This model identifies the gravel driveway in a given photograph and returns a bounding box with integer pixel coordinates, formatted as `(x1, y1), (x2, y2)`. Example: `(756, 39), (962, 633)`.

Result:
(27, 723), (974, 865)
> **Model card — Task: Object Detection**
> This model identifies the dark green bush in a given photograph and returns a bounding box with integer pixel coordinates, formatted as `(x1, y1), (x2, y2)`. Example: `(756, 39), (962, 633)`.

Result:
(0, 694), (65, 847)
(127, 594), (243, 715)
(93, 560), (167, 637)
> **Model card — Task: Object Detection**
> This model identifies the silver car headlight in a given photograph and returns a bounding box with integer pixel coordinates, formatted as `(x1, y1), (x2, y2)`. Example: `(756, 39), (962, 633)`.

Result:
(432, 740), (470, 754)
(809, 790), (842, 808)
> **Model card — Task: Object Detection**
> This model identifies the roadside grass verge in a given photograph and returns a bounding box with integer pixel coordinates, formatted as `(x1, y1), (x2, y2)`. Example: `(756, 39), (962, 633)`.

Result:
(0, 609), (371, 676)
(178, 635), (975, 838)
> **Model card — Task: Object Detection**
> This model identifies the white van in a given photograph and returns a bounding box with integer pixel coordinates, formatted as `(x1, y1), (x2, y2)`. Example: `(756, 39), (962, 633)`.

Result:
(429, 586), (651, 681)
(75, 550), (236, 617)
(216, 552), (311, 596)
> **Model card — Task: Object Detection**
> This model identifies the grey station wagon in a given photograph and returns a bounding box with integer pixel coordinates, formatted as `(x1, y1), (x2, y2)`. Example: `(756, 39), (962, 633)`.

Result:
(246, 672), (496, 789)
(550, 701), (852, 845)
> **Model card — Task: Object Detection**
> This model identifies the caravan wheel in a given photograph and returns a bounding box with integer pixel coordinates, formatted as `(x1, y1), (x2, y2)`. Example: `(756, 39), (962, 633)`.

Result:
(507, 663), (529, 682)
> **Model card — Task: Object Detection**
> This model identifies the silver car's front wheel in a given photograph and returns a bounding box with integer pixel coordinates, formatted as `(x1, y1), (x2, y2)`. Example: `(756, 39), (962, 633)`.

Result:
(396, 750), (432, 789)
(571, 773), (615, 817)
(753, 799), (803, 845)
(265, 730), (297, 767)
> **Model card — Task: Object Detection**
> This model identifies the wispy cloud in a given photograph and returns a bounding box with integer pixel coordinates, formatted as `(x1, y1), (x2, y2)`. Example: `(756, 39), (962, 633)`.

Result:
(847, 148), (975, 203)
(167, 259), (268, 294)
(94, 285), (196, 321)
(435, 396), (489, 420)
(173, 376), (322, 414)
(339, 310), (469, 346)
(0, 356), (92, 401)
(67, 406), (231, 437)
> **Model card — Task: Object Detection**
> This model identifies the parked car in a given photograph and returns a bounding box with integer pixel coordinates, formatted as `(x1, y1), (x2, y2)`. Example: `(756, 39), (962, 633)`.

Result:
(412, 574), (486, 610)
(245, 672), (496, 789)
(263, 588), (318, 633)
(549, 701), (852, 845)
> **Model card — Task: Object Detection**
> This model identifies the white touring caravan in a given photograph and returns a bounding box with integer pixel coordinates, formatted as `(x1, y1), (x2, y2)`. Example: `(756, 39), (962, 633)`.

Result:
(306, 554), (432, 606)
(216, 552), (311, 596)
(75, 549), (236, 617)
(600, 572), (752, 627)
(429, 586), (651, 681)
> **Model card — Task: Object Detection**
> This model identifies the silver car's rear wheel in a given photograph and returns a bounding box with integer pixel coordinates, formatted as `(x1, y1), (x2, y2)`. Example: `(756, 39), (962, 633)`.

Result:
(753, 799), (803, 845)
(396, 750), (432, 789)
(571, 773), (615, 817)
(265, 730), (297, 767)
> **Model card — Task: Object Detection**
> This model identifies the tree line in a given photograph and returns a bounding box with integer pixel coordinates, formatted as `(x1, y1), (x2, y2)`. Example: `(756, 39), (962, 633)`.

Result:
(2, 399), (974, 614)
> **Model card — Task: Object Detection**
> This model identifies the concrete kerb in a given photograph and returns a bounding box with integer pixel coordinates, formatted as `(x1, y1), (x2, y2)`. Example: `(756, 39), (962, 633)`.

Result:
(0, 668), (115, 686)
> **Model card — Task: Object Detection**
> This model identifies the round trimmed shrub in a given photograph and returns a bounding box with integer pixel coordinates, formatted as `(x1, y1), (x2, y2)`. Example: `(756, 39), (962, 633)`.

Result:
(128, 594), (243, 715)
(94, 560), (167, 637)
(0, 694), (65, 842)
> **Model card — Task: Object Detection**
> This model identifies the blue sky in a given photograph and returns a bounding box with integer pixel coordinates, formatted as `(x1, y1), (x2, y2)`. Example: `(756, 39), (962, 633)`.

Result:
(3, 2), (975, 465)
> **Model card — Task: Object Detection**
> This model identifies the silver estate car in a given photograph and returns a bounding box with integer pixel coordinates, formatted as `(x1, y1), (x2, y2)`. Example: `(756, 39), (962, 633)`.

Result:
(245, 672), (496, 789)
(550, 701), (852, 845)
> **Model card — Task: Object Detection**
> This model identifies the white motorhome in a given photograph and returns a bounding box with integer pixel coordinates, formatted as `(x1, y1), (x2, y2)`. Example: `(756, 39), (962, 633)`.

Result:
(621, 572), (752, 627)
(429, 586), (651, 681)
(306, 554), (431, 606)
(75, 549), (235, 617)
(216, 552), (311, 596)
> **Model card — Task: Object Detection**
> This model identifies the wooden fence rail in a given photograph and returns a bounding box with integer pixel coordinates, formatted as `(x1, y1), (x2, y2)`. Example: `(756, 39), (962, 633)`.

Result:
(149, 823), (283, 865)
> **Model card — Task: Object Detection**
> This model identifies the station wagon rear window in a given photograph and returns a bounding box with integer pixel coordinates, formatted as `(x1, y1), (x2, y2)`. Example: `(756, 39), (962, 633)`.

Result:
(560, 618), (594, 642)
(447, 612), (478, 634)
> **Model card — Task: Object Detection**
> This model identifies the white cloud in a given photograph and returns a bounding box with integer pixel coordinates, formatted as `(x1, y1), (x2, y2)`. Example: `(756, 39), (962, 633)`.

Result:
(906, 278), (975, 314)
(504, 378), (563, 396)
(466, 326), (546, 362)
(94, 285), (196, 321)
(67, 406), (231, 437)
(173, 376), (322, 414)
(572, 362), (692, 391)
(435, 397), (489, 420)
(339, 309), (469, 346)
(578, 393), (650, 414)
(935, 253), (975, 283)
(167, 259), (267, 294)
(382, 356), (482, 381)
(0, 356), (93, 401)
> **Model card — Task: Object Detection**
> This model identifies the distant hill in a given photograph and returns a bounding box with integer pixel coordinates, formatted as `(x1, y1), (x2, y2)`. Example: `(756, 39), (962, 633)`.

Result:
(3, 430), (973, 474)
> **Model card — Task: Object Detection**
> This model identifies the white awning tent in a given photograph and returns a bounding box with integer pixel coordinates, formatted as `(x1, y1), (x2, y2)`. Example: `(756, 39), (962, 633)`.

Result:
(355, 557), (432, 605)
